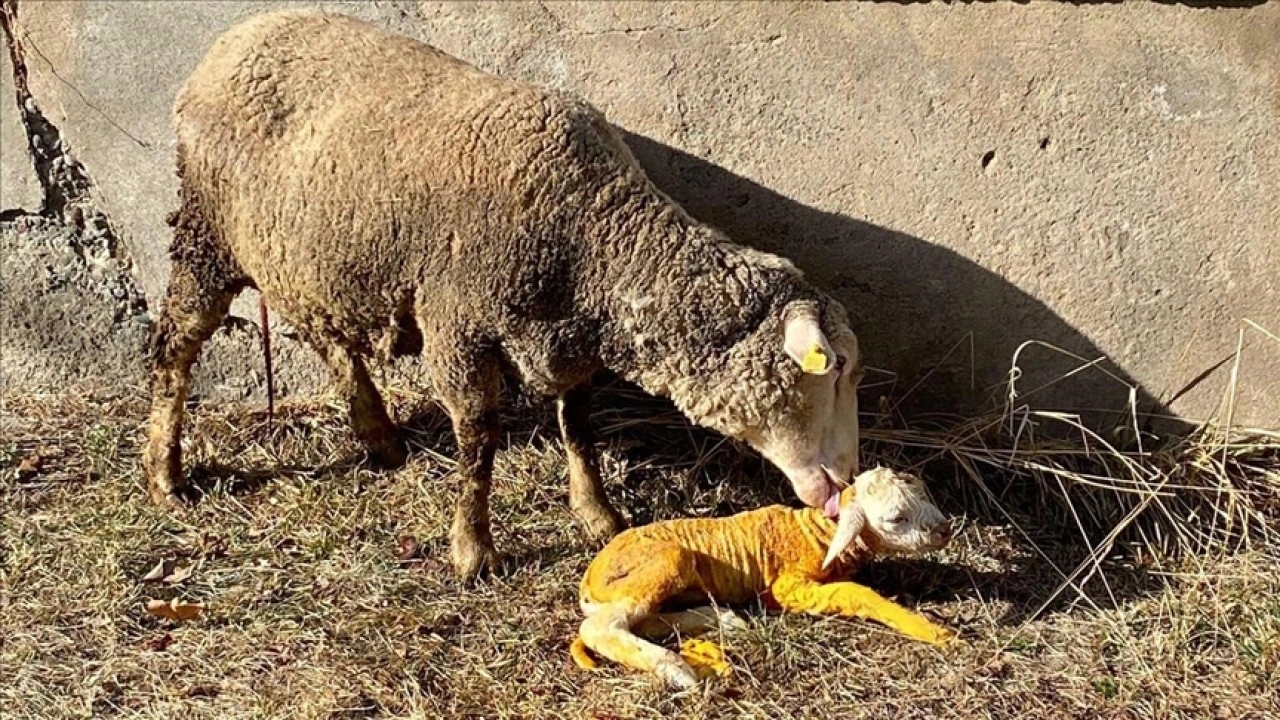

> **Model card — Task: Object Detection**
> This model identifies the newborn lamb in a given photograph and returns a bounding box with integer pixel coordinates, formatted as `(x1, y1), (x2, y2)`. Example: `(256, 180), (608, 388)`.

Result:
(570, 467), (958, 688)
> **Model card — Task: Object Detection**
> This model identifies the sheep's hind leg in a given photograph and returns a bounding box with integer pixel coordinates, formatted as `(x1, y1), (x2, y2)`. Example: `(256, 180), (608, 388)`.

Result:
(316, 344), (406, 469)
(142, 245), (245, 506)
(558, 384), (625, 540)
(576, 542), (701, 688)
(633, 605), (748, 639)
(633, 606), (743, 681)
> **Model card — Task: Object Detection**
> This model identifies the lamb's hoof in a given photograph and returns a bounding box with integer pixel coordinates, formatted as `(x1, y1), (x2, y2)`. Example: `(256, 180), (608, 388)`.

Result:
(655, 657), (700, 690)
(679, 638), (732, 680)
(931, 625), (959, 646)
(572, 501), (626, 542)
(713, 609), (749, 633)
(450, 535), (499, 581)
(365, 434), (409, 470)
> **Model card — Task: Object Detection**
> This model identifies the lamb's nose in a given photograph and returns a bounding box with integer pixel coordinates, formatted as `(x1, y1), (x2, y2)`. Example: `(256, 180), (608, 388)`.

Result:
(935, 521), (955, 542)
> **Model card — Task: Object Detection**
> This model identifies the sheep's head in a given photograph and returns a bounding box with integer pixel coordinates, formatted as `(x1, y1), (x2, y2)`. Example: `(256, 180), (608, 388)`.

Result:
(822, 467), (954, 569)
(740, 300), (862, 516)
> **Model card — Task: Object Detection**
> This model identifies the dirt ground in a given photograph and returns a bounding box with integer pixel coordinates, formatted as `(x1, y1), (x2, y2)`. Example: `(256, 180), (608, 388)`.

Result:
(2, 384), (1277, 719)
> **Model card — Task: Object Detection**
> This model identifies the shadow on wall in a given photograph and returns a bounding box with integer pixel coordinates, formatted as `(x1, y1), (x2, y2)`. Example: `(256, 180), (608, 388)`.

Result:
(618, 129), (1197, 438)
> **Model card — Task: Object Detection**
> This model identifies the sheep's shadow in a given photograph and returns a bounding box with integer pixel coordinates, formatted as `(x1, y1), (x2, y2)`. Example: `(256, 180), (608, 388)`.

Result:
(183, 455), (367, 500)
(617, 129), (1198, 440)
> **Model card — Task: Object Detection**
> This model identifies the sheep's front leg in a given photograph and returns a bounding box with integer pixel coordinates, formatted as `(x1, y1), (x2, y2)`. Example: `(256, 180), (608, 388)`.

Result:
(771, 573), (956, 645)
(432, 353), (502, 580)
(557, 384), (625, 540)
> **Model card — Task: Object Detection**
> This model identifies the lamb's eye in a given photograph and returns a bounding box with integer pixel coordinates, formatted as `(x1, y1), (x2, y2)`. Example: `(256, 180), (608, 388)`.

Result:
(887, 515), (909, 525)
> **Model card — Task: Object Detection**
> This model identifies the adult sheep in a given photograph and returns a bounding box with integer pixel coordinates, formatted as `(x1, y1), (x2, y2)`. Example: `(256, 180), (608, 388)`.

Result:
(144, 8), (865, 579)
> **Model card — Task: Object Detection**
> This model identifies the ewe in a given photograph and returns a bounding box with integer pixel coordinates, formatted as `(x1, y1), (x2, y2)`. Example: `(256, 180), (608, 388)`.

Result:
(146, 9), (864, 578)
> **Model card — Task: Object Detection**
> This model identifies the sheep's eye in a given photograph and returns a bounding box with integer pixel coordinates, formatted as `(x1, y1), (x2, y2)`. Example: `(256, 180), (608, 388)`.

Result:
(887, 514), (909, 525)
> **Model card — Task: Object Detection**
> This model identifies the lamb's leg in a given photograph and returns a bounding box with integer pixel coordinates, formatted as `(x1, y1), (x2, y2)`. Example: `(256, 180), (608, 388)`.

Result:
(579, 603), (699, 689)
(142, 255), (244, 506)
(770, 573), (956, 645)
(315, 343), (406, 468)
(557, 384), (625, 540)
(429, 350), (502, 580)
(633, 605), (748, 639)
(576, 542), (701, 688)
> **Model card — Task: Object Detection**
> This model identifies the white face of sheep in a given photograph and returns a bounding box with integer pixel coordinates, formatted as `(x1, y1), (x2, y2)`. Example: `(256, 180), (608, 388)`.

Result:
(744, 304), (863, 516)
(823, 467), (954, 569)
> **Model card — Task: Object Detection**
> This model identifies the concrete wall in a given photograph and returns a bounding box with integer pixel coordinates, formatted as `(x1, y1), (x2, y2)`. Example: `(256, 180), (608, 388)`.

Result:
(2, 0), (1277, 430)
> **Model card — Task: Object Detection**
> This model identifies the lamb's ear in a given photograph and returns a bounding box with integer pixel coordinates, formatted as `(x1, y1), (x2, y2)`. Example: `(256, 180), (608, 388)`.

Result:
(783, 309), (835, 375)
(822, 500), (865, 570)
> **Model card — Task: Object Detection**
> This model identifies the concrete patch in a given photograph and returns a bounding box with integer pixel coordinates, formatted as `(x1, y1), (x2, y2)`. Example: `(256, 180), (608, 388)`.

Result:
(1, 0), (1276, 429)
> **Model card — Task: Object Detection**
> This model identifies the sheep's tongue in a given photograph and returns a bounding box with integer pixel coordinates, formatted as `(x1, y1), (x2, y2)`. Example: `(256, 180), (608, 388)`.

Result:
(823, 493), (841, 518)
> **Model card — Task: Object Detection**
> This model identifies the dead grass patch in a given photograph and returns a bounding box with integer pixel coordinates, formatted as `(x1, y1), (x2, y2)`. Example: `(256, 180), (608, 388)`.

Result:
(1, 374), (1277, 719)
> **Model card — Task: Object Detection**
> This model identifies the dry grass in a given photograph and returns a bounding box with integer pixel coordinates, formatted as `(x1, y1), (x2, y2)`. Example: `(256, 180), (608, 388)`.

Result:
(2, 375), (1277, 719)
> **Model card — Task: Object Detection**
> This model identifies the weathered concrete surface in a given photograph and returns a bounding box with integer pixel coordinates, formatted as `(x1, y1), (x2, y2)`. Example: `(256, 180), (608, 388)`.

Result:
(2, 0), (1277, 429)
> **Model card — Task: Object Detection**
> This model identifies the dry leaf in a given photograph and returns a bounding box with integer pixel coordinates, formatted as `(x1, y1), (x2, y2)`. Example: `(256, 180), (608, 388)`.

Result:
(142, 558), (177, 583)
(198, 532), (227, 559)
(15, 454), (42, 481)
(144, 598), (205, 622)
(141, 558), (196, 585)
(397, 535), (423, 567)
(141, 633), (175, 652)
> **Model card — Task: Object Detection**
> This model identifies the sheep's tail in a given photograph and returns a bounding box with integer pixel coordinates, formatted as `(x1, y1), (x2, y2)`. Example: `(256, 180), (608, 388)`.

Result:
(259, 295), (274, 421)
(569, 636), (599, 671)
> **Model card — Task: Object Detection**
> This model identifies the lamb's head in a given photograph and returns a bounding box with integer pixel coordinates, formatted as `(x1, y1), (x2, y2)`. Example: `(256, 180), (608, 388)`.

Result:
(822, 467), (954, 569)
(738, 300), (862, 516)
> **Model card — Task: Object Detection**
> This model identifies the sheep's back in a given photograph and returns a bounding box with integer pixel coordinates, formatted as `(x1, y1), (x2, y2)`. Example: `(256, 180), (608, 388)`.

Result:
(172, 9), (640, 361)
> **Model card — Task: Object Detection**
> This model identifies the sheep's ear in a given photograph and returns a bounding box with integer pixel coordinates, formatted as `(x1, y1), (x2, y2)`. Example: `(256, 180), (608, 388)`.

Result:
(822, 501), (865, 570)
(783, 311), (835, 375)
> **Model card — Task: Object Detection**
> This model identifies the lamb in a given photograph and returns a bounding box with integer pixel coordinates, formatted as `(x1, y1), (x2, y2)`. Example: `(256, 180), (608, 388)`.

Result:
(569, 467), (958, 688)
(143, 8), (865, 579)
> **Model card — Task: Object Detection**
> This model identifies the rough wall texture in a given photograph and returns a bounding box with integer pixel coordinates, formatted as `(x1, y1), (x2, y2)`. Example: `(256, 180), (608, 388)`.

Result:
(2, 0), (1277, 429)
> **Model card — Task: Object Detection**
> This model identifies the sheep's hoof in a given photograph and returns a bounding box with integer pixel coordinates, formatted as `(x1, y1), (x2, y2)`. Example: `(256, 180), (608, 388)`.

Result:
(572, 501), (626, 542)
(679, 638), (732, 680)
(932, 625), (959, 646)
(655, 656), (700, 690)
(366, 435), (409, 470)
(713, 609), (749, 633)
(143, 452), (191, 509)
(450, 535), (499, 581)
(147, 480), (199, 509)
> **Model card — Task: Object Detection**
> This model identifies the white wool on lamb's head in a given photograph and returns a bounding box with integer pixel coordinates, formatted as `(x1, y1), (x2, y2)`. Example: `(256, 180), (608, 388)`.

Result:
(823, 467), (953, 569)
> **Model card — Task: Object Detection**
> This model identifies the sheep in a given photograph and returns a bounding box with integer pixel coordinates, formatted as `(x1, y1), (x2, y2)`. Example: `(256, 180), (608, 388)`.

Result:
(569, 467), (957, 688)
(142, 8), (865, 579)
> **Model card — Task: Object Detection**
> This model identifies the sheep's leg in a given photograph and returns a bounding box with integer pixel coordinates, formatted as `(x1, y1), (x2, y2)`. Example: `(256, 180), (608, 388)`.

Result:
(557, 384), (625, 540)
(579, 602), (700, 689)
(430, 351), (502, 580)
(633, 605), (747, 639)
(142, 258), (244, 506)
(770, 573), (956, 645)
(315, 343), (406, 468)
(576, 542), (701, 688)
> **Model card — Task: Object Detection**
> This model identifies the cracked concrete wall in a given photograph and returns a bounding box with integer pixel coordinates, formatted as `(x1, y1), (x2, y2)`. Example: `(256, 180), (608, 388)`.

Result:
(2, 0), (1277, 429)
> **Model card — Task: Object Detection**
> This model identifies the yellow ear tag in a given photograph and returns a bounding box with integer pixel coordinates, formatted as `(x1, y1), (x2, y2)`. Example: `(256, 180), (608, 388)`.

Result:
(801, 343), (829, 374)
